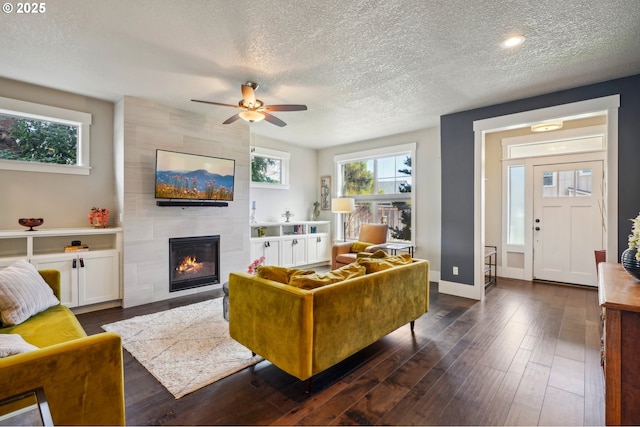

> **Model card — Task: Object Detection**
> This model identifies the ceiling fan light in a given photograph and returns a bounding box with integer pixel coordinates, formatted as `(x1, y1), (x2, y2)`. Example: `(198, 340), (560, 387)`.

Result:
(531, 121), (563, 132)
(239, 110), (265, 123)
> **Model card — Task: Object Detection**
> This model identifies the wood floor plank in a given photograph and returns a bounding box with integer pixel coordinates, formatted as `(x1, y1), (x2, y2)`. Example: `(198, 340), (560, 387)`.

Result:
(74, 279), (604, 426)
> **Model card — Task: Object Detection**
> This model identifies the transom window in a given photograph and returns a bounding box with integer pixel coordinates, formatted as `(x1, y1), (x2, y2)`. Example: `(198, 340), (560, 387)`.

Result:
(0, 96), (92, 175)
(335, 143), (415, 243)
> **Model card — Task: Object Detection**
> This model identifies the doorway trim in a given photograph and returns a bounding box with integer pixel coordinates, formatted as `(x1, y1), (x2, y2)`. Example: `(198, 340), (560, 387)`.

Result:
(445, 95), (619, 301)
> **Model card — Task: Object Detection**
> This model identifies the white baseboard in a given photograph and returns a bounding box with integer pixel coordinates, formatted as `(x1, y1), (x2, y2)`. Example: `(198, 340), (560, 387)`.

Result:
(439, 280), (482, 300)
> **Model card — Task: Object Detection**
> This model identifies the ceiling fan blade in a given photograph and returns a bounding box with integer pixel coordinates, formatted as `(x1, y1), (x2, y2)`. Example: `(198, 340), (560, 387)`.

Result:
(241, 84), (257, 107)
(264, 104), (308, 112)
(223, 113), (242, 125)
(191, 99), (240, 108)
(263, 112), (287, 127)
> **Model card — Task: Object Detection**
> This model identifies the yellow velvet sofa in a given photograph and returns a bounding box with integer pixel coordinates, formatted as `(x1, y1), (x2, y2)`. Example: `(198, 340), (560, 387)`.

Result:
(0, 270), (125, 426)
(228, 259), (429, 384)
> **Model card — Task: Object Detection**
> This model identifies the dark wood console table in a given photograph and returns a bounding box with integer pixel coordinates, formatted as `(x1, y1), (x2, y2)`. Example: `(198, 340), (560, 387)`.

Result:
(598, 262), (640, 425)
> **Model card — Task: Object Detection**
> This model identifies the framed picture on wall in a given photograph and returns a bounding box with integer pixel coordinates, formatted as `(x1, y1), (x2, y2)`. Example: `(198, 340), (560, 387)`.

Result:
(320, 175), (331, 210)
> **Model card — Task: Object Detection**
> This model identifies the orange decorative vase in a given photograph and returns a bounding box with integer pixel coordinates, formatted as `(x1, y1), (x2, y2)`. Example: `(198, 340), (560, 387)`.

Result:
(88, 208), (109, 228)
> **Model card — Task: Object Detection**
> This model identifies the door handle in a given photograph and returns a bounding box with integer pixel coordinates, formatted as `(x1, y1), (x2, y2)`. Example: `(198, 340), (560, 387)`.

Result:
(535, 219), (540, 223)
(535, 227), (541, 231)
(79, 257), (85, 268)
(72, 258), (77, 269)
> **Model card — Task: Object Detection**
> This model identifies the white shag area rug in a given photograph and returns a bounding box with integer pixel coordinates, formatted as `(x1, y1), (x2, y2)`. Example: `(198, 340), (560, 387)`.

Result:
(102, 298), (262, 399)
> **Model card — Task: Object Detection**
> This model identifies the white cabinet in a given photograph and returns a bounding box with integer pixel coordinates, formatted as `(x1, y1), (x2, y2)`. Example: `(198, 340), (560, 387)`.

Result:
(0, 227), (122, 311)
(249, 221), (330, 267)
(281, 236), (307, 267)
(307, 234), (330, 265)
(32, 250), (119, 307)
(249, 238), (281, 266)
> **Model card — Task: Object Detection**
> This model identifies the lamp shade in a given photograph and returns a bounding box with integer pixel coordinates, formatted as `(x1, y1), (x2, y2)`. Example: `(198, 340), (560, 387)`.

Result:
(331, 197), (355, 213)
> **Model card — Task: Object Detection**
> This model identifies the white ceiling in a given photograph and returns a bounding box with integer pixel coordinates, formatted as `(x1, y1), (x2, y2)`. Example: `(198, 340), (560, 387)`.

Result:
(2, 0), (639, 149)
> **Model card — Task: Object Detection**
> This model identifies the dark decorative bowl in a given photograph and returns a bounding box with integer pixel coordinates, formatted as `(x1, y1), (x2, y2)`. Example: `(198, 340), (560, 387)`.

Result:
(622, 248), (640, 281)
(19, 218), (44, 231)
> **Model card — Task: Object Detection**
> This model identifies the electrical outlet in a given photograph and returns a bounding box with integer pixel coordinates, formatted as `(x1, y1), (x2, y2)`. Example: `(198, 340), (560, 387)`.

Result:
(453, 266), (459, 275)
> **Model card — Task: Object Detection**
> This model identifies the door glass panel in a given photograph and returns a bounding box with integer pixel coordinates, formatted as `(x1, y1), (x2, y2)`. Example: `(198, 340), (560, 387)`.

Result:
(542, 171), (557, 197)
(558, 170), (574, 197)
(575, 168), (592, 197)
(508, 166), (525, 245)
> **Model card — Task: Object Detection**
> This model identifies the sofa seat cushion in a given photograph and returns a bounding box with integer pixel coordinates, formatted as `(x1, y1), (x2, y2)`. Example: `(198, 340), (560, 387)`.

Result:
(289, 263), (366, 290)
(0, 304), (86, 347)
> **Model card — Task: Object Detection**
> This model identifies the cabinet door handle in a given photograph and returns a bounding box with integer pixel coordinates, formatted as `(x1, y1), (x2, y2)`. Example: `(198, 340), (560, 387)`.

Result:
(72, 258), (77, 269)
(317, 237), (321, 243)
(79, 257), (85, 268)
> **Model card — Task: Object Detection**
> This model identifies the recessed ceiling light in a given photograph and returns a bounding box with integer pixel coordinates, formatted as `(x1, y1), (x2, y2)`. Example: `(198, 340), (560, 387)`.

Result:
(501, 35), (526, 48)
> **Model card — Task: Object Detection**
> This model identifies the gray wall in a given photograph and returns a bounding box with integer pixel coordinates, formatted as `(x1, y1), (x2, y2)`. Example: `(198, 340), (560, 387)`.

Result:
(441, 73), (640, 285)
(0, 77), (116, 229)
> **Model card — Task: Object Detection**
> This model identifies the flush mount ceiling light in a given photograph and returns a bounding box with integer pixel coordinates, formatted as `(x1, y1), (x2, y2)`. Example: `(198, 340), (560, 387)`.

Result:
(500, 35), (526, 48)
(531, 121), (563, 132)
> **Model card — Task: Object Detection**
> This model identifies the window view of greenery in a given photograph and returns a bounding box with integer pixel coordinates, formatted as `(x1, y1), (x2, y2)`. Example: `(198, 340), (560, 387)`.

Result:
(251, 155), (282, 184)
(340, 154), (412, 242)
(0, 113), (79, 165)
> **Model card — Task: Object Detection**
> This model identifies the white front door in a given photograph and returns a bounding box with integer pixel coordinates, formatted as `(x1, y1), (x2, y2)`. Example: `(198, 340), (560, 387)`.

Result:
(533, 161), (603, 286)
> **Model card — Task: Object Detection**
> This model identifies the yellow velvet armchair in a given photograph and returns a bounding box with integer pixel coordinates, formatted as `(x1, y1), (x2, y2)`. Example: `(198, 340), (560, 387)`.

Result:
(332, 223), (389, 269)
(0, 270), (125, 426)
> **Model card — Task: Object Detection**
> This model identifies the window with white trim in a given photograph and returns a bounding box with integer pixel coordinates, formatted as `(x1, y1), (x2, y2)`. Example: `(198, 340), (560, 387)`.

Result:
(250, 146), (290, 189)
(0, 96), (92, 175)
(335, 143), (415, 243)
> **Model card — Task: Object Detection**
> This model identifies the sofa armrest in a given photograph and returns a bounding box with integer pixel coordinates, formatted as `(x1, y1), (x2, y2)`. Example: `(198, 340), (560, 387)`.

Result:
(0, 332), (125, 426)
(365, 243), (387, 253)
(228, 272), (314, 381)
(331, 241), (354, 269)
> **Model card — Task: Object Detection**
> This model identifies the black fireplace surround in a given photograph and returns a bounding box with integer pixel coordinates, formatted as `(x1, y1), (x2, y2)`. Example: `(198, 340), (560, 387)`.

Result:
(169, 235), (220, 292)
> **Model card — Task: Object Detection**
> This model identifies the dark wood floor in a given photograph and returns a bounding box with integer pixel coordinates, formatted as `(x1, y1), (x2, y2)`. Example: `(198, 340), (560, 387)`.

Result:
(77, 277), (605, 426)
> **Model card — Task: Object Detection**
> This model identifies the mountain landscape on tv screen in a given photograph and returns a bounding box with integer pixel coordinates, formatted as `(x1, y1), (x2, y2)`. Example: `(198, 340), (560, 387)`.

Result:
(155, 169), (234, 201)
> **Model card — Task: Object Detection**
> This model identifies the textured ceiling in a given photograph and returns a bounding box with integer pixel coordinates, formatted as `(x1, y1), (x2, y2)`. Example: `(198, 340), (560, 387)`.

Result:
(1, 0), (639, 148)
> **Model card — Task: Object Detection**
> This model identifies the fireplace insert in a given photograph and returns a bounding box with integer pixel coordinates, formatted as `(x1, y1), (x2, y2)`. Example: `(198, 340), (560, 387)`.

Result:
(168, 235), (220, 292)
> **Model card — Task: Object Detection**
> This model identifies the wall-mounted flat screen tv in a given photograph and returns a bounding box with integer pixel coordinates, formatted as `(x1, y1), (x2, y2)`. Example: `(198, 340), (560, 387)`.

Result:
(155, 149), (235, 201)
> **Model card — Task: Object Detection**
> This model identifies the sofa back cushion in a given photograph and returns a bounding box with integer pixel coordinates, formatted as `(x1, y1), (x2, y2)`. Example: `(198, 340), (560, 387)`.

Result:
(356, 252), (413, 273)
(257, 265), (315, 284)
(288, 263), (366, 290)
(0, 260), (60, 326)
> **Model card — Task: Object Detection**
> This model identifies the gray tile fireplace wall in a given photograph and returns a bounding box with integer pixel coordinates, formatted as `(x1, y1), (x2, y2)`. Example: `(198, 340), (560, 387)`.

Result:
(115, 96), (250, 307)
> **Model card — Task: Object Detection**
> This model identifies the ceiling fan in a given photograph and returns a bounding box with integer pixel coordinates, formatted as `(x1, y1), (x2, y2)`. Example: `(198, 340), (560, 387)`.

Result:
(191, 82), (307, 127)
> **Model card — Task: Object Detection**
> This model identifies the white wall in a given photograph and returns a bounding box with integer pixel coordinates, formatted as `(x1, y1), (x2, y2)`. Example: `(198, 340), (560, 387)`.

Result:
(0, 77), (116, 229)
(317, 127), (442, 279)
(118, 97), (250, 307)
(249, 134), (319, 223)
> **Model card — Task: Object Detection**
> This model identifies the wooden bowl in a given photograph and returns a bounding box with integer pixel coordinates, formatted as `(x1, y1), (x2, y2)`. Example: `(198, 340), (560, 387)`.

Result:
(19, 218), (44, 231)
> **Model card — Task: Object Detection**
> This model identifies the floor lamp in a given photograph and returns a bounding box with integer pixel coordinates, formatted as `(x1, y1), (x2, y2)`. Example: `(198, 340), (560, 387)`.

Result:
(331, 197), (355, 242)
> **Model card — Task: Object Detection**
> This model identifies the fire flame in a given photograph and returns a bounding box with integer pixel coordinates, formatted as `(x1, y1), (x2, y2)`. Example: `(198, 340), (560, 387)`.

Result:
(176, 256), (203, 273)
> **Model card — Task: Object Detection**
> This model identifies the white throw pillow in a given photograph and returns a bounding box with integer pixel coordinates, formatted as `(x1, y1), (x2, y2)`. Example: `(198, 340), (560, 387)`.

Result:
(0, 334), (39, 357)
(0, 260), (59, 326)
